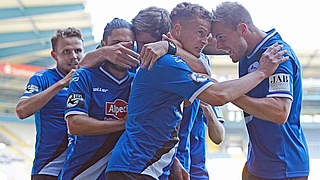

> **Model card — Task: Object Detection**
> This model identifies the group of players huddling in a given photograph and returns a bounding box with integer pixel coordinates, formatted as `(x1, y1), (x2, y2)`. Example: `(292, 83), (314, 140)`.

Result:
(16, 1), (309, 180)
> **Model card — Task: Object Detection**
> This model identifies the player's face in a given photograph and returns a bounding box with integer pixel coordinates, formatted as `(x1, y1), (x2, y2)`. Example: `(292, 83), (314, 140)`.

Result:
(51, 37), (83, 74)
(106, 28), (134, 47)
(212, 22), (247, 63)
(135, 32), (158, 53)
(104, 28), (135, 72)
(178, 18), (211, 57)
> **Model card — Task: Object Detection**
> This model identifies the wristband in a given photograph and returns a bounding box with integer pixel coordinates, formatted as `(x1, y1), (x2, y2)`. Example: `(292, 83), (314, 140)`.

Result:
(167, 41), (177, 55)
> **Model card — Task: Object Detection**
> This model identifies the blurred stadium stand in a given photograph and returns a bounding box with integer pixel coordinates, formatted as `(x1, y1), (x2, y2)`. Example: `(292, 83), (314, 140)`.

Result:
(0, 0), (319, 179)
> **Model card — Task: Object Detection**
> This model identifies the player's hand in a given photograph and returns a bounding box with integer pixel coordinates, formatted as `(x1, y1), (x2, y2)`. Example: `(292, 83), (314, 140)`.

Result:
(171, 158), (190, 180)
(257, 43), (289, 78)
(162, 32), (183, 48)
(79, 41), (140, 69)
(140, 41), (168, 70)
(59, 69), (76, 87)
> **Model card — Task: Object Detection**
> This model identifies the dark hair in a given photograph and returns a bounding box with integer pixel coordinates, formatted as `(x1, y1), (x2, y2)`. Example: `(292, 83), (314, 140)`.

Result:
(213, 2), (254, 30)
(132, 6), (171, 41)
(102, 18), (133, 42)
(51, 27), (83, 52)
(170, 2), (213, 27)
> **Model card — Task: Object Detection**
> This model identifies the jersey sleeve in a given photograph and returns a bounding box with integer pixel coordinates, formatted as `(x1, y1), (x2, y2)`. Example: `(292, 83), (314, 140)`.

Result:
(151, 56), (213, 103)
(20, 71), (45, 99)
(65, 70), (91, 118)
(211, 106), (225, 124)
(199, 53), (212, 76)
(266, 57), (294, 100)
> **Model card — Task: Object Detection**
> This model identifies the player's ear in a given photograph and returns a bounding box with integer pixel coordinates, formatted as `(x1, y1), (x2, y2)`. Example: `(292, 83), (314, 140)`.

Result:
(101, 40), (107, 47)
(172, 23), (182, 38)
(237, 23), (248, 36)
(51, 50), (58, 62)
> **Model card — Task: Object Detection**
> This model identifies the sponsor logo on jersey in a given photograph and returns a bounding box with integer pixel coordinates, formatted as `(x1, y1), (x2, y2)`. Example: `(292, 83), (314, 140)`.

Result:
(187, 72), (209, 86)
(269, 73), (290, 92)
(66, 93), (85, 109)
(105, 99), (128, 119)
(93, 87), (108, 93)
(248, 62), (259, 73)
(24, 84), (40, 94)
(70, 76), (79, 82)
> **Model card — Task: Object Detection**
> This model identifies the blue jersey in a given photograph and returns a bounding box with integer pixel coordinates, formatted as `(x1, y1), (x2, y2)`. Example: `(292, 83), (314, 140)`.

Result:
(60, 65), (134, 180)
(175, 53), (210, 172)
(20, 68), (69, 176)
(189, 106), (224, 180)
(175, 100), (200, 173)
(239, 29), (309, 178)
(106, 54), (213, 180)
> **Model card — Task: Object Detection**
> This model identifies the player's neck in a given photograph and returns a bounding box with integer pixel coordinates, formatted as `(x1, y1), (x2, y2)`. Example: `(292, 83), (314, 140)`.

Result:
(103, 63), (127, 80)
(246, 29), (267, 55)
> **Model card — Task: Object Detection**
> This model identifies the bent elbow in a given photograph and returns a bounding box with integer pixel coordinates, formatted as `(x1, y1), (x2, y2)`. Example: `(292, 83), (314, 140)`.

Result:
(209, 134), (224, 145)
(67, 124), (80, 136)
(272, 111), (289, 125)
(66, 117), (80, 135)
(277, 114), (289, 125)
(16, 106), (26, 120)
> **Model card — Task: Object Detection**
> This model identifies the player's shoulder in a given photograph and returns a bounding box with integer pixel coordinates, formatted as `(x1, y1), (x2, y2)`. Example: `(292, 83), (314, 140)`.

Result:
(157, 54), (190, 70)
(33, 68), (52, 77)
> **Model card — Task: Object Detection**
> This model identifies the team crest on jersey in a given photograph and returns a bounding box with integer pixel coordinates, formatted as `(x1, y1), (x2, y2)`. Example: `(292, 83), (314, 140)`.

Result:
(269, 73), (290, 92)
(24, 84), (40, 94)
(66, 93), (85, 109)
(105, 99), (128, 120)
(248, 62), (259, 73)
(187, 72), (209, 86)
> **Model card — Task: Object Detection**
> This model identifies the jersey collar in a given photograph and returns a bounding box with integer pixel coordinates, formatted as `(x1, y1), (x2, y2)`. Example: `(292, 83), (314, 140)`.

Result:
(99, 65), (129, 85)
(55, 68), (66, 78)
(247, 29), (277, 60)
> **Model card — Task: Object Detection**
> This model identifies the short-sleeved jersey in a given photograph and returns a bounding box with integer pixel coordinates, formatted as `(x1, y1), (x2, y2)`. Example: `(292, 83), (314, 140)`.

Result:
(175, 53), (210, 172)
(106, 54), (213, 180)
(20, 68), (69, 176)
(239, 29), (309, 178)
(189, 106), (224, 180)
(60, 65), (134, 180)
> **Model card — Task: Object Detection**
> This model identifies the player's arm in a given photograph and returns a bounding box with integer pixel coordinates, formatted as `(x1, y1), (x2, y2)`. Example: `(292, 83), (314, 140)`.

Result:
(200, 102), (225, 144)
(140, 35), (207, 73)
(171, 157), (190, 180)
(16, 69), (75, 119)
(79, 41), (139, 68)
(202, 34), (228, 55)
(197, 43), (289, 106)
(232, 96), (292, 125)
(66, 114), (126, 135)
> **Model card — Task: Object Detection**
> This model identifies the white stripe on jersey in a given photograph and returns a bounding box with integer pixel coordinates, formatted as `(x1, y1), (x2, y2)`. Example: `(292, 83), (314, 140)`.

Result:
(141, 144), (177, 180)
(189, 82), (214, 103)
(38, 149), (67, 176)
(74, 153), (110, 180)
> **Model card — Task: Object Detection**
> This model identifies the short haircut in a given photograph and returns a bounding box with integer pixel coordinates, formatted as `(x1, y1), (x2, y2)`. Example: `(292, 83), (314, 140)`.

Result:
(170, 2), (213, 27)
(102, 18), (133, 42)
(51, 27), (83, 52)
(213, 2), (254, 30)
(132, 6), (171, 41)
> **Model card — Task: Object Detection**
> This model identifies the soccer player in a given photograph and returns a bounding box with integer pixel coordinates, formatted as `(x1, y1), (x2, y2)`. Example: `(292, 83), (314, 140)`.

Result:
(59, 18), (135, 180)
(15, 27), (84, 180)
(212, 2), (309, 179)
(106, 2), (288, 180)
